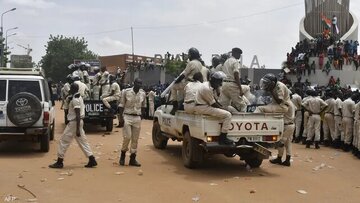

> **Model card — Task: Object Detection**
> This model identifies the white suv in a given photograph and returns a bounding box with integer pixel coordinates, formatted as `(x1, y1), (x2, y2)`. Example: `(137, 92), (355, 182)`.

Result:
(0, 68), (55, 152)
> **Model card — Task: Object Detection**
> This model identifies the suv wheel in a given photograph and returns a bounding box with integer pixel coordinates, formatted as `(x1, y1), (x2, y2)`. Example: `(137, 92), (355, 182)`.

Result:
(245, 157), (263, 168)
(182, 131), (204, 169)
(40, 130), (50, 152)
(152, 120), (168, 149)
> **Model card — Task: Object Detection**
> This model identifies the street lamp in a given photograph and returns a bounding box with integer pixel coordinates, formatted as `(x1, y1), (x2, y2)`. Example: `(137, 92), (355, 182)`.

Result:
(5, 27), (17, 48)
(1, 8), (16, 37)
(0, 8), (16, 67)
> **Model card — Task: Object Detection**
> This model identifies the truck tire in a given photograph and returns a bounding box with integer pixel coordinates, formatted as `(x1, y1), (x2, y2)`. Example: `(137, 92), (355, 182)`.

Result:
(106, 119), (113, 132)
(7, 92), (42, 127)
(152, 120), (168, 149)
(40, 130), (50, 152)
(182, 131), (204, 169)
(245, 157), (263, 168)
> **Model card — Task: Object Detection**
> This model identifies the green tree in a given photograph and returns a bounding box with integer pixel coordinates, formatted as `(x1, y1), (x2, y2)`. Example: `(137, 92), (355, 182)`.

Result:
(164, 59), (187, 77)
(0, 38), (11, 67)
(40, 35), (97, 82)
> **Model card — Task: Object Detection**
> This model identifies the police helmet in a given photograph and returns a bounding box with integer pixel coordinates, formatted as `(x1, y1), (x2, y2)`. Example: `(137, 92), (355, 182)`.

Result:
(211, 56), (221, 67)
(188, 47), (200, 60)
(210, 71), (226, 80)
(68, 64), (75, 70)
(259, 73), (277, 91)
(71, 75), (80, 81)
(109, 74), (116, 82)
(93, 66), (100, 73)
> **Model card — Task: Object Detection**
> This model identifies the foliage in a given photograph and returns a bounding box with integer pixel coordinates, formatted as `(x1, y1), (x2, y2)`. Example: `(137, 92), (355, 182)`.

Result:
(164, 59), (187, 77)
(0, 38), (11, 67)
(40, 35), (97, 82)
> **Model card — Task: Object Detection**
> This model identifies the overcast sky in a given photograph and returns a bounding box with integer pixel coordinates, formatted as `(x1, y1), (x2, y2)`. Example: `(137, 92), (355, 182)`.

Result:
(1, 0), (360, 69)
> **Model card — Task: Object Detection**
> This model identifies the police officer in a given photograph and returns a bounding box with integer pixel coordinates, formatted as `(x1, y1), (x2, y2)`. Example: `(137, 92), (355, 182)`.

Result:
(147, 88), (156, 118)
(353, 96), (360, 157)
(91, 66), (101, 100)
(193, 71), (233, 145)
(71, 63), (84, 82)
(291, 88), (303, 143)
(302, 90), (327, 149)
(49, 83), (97, 168)
(118, 78), (146, 167)
(219, 48), (247, 112)
(333, 91), (343, 148)
(81, 63), (91, 90)
(255, 73), (292, 114)
(73, 76), (90, 100)
(61, 74), (73, 124)
(341, 93), (356, 152)
(323, 90), (336, 146)
(169, 47), (203, 115)
(301, 89), (313, 144)
(99, 66), (110, 99)
(270, 100), (295, 166)
(184, 72), (203, 114)
(102, 75), (121, 112)
(210, 55), (221, 74)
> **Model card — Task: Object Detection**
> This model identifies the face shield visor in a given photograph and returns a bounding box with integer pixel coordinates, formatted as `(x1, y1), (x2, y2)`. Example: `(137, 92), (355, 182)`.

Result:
(259, 78), (272, 91)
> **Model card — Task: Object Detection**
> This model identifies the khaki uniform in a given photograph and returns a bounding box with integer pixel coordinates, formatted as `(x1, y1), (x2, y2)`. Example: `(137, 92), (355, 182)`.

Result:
(83, 70), (91, 90)
(102, 82), (121, 109)
(74, 80), (90, 100)
(303, 97), (327, 141)
(341, 98), (355, 145)
(334, 98), (343, 140)
(323, 98), (336, 140)
(201, 66), (209, 82)
(291, 93), (303, 138)
(254, 81), (291, 114)
(72, 69), (84, 82)
(354, 102), (360, 149)
(194, 82), (231, 134)
(58, 93), (93, 159)
(148, 90), (156, 117)
(302, 96), (312, 138)
(120, 88), (146, 153)
(278, 102), (296, 156)
(219, 56), (247, 112)
(183, 81), (203, 114)
(92, 72), (101, 100)
(99, 71), (110, 98)
(169, 59), (202, 102)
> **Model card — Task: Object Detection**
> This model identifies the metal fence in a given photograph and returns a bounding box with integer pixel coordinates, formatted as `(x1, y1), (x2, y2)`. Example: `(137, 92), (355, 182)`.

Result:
(304, 0), (352, 38)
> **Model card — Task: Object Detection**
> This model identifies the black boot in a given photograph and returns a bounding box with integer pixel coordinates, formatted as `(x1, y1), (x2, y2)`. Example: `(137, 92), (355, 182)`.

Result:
(301, 137), (307, 145)
(170, 101), (178, 115)
(306, 140), (311, 148)
(315, 141), (320, 149)
(323, 140), (331, 147)
(343, 144), (351, 152)
(281, 155), (291, 166)
(218, 133), (234, 145)
(49, 158), (64, 168)
(294, 137), (301, 143)
(119, 151), (126, 166)
(85, 155), (97, 168)
(129, 153), (141, 167)
(332, 138), (341, 149)
(270, 156), (282, 165)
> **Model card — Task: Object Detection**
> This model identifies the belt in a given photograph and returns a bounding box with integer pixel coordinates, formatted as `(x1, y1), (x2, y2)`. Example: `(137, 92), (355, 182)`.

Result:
(124, 113), (141, 116)
(224, 80), (235, 83)
(284, 123), (294, 125)
(69, 118), (84, 122)
(184, 100), (195, 104)
(325, 112), (334, 114)
(334, 114), (341, 117)
(195, 103), (207, 106)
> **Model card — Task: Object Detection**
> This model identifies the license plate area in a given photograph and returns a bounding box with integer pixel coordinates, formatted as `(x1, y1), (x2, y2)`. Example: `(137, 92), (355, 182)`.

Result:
(253, 143), (271, 157)
(246, 136), (262, 142)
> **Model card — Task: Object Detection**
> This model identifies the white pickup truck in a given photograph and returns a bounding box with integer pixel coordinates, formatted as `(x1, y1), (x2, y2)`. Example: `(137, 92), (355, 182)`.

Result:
(152, 105), (284, 168)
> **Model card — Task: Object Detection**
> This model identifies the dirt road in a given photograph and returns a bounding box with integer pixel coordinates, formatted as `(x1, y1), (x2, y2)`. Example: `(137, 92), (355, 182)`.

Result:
(1, 104), (360, 203)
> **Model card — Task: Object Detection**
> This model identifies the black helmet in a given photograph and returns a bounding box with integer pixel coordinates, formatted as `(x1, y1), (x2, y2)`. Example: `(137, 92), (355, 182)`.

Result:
(211, 56), (221, 67)
(188, 47), (200, 60)
(109, 74), (116, 82)
(93, 66), (100, 73)
(260, 73), (277, 91)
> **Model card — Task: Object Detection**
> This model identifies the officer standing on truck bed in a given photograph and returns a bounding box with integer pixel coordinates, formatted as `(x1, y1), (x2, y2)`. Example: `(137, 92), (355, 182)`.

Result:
(101, 74), (121, 113)
(49, 83), (97, 168)
(118, 78), (146, 167)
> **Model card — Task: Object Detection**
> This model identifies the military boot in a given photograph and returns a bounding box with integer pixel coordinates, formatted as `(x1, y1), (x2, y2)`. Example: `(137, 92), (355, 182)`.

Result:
(281, 155), (291, 167)
(219, 133), (234, 145)
(315, 141), (320, 149)
(85, 155), (98, 168)
(270, 156), (282, 165)
(306, 140), (311, 148)
(49, 158), (64, 169)
(170, 101), (178, 115)
(129, 153), (141, 167)
(119, 151), (126, 166)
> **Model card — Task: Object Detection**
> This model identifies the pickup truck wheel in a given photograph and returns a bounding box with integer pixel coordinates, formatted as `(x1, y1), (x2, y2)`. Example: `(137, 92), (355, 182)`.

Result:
(182, 131), (204, 169)
(40, 130), (50, 152)
(152, 120), (168, 149)
(106, 119), (113, 132)
(245, 157), (263, 168)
